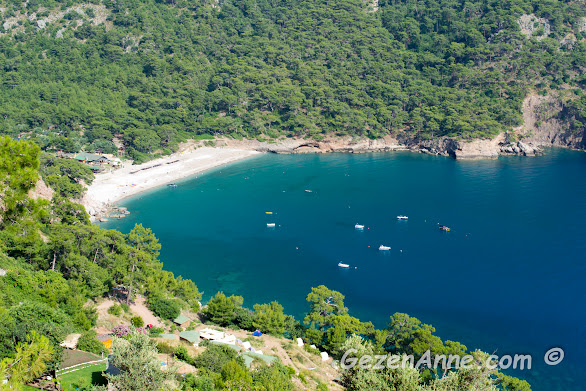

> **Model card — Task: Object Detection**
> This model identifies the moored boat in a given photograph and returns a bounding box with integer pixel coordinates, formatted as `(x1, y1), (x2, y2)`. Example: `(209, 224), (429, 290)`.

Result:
(379, 245), (391, 251)
(397, 215), (408, 220)
(439, 225), (450, 231)
(338, 262), (350, 268)
(355, 224), (364, 230)
(267, 223), (276, 227)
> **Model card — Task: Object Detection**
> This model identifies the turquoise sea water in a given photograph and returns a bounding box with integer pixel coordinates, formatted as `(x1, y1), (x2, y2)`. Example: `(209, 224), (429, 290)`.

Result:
(103, 148), (586, 390)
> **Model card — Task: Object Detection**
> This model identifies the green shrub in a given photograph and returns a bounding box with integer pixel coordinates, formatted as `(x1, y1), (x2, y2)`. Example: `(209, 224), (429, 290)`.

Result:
(174, 345), (195, 365)
(74, 312), (92, 331)
(149, 327), (164, 337)
(149, 298), (180, 320)
(182, 373), (216, 391)
(77, 330), (107, 355)
(107, 304), (122, 316)
(130, 316), (144, 328)
(316, 382), (328, 391)
(156, 342), (174, 354)
(120, 303), (130, 313)
(193, 344), (239, 373)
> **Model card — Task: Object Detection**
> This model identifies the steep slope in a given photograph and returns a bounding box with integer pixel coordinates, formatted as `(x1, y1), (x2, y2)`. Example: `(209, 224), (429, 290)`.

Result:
(0, 0), (584, 160)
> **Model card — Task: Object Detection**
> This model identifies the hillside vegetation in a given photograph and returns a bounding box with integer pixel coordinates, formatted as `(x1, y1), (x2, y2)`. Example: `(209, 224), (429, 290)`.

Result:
(0, 137), (535, 390)
(0, 0), (584, 162)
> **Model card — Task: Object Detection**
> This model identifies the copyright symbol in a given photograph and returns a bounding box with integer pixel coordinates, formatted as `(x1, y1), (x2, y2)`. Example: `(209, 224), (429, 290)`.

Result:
(544, 348), (564, 365)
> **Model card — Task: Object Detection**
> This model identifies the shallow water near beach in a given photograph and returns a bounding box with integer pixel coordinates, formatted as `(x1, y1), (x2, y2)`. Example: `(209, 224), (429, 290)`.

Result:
(103, 148), (586, 390)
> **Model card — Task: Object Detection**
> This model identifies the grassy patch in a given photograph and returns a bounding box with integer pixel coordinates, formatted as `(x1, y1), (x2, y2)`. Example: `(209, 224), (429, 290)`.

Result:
(58, 362), (107, 390)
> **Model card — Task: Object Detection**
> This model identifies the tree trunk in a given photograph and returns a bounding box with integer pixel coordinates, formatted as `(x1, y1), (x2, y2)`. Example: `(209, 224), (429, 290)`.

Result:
(51, 252), (56, 272)
(126, 262), (135, 305)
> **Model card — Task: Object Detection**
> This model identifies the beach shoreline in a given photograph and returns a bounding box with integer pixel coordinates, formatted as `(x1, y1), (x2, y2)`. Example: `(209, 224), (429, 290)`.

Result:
(81, 129), (553, 220)
(81, 144), (261, 219)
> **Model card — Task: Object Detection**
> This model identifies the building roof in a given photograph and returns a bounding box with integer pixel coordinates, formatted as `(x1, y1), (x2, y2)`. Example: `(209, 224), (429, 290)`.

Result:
(178, 330), (200, 344)
(74, 152), (108, 162)
(241, 354), (254, 368)
(96, 334), (112, 342)
(60, 333), (82, 349)
(209, 340), (241, 352)
(241, 352), (277, 367)
(173, 315), (190, 325)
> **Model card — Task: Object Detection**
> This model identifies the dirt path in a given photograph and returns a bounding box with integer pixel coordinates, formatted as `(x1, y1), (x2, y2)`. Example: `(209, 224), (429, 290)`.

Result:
(130, 297), (164, 327)
(95, 297), (164, 329)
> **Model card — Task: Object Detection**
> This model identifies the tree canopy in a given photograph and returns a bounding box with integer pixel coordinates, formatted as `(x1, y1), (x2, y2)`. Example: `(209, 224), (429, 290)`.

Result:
(0, 0), (582, 161)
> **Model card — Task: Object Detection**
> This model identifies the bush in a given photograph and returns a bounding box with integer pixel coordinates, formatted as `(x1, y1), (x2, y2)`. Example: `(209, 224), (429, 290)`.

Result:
(149, 327), (164, 337)
(77, 330), (107, 355)
(316, 382), (328, 391)
(234, 307), (254, 331)
(107, 304), (122, 316)
(120, 303), (130, 313)
(149, 298), (180, 320)
(175, 346), (195, 365)
(130, 316), (144, 328)
(183, 373), (215, 391)
(193, 344), (239, 373)
(156, 342), (174, 354)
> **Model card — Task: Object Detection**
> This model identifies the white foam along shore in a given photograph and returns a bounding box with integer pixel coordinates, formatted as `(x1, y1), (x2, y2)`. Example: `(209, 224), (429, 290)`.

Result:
(81, 145), (261, 218)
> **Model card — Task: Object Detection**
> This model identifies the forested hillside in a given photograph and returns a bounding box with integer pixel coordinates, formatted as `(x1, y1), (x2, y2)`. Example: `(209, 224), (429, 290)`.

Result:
(0, 0), (584, 161)
(0, 136), (536, 390)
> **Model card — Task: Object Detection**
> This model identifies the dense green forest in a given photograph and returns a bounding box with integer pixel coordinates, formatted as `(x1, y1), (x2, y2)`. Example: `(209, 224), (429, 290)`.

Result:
(0, 0), (584, 162)
(0, 137), (534, 389)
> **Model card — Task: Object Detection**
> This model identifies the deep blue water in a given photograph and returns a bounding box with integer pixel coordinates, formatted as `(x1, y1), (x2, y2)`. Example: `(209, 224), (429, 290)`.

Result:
(103, 149), (586, 390)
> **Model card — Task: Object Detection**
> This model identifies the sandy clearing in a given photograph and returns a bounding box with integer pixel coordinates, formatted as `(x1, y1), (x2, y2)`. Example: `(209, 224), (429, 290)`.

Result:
(95, 297), (164, 329)
(81, 145), (260, 218)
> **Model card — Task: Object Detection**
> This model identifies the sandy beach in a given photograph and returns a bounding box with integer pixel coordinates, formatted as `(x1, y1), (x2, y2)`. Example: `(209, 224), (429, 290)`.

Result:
(81, 145), (260, 218)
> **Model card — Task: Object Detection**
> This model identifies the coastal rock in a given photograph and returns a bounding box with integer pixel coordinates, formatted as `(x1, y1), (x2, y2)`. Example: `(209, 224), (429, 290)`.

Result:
(222, 135), (407, 154)
(417, 135), (503, 160)
(451, 136), (503, 160)
(518, 142), (534, 155)
(499, 141), (543, 156)
(516, 93), (585, 150)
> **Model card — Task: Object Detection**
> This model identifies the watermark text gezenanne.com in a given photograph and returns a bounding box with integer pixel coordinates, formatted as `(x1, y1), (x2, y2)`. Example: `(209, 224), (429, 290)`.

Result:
(334, 347), (564, 371)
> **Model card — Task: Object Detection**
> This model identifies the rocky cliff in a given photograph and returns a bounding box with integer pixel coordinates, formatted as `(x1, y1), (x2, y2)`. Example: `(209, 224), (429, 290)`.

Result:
(214, 92), (585, 160)
(218, 132), (542, 160)
(515, 93), (585, 150)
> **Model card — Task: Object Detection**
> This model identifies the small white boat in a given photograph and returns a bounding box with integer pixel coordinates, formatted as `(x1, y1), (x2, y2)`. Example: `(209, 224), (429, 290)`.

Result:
(397, 215), (408, 220)
(379, 245), (391, 251)
(267, 223), (276, 227)
(338, 262), (350, 268)
(355, 224), (364, 230)
(305, 189), (312, 193)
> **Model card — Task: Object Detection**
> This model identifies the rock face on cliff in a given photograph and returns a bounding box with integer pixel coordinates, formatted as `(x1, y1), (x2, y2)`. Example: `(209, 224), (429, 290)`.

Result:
(218, 91), (586, 160)
(516, 93), (585, 150)
(27, 178), (54, 201)
(222, 135), (408, 154)
(220, 132), (546, 160)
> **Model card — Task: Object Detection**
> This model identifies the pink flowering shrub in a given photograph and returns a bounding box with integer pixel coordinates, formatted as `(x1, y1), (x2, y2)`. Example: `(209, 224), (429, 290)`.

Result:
(112, 325), (131, 337)
(111, 325), (149, 337)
